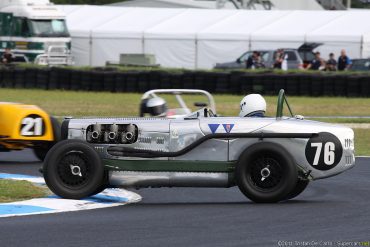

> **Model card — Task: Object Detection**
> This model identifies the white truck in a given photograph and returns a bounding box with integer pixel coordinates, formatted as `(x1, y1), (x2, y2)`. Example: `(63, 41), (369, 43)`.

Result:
(0, 0), (73, 66)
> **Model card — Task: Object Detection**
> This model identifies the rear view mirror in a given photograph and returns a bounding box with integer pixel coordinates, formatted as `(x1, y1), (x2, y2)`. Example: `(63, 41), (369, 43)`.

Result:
(236, 58), (241, 63)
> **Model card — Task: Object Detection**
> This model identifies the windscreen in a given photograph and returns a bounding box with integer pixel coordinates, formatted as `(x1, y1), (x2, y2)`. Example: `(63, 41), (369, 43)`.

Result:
(28, 19), (69, 37)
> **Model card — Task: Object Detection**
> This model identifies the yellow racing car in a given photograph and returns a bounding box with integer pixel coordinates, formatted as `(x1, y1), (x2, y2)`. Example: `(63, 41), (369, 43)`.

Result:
(0, 102), (60, 161)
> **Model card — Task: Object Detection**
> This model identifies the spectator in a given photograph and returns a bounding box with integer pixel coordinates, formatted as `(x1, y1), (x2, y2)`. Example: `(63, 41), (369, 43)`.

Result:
(245, 51), (265, 69)
(253, 52), (265, 69)
(2, 48), (13, 64)
(246, 51), (257, 69)
(306, 52), (325, 70)
(337, 49), (352, 71)
(273, 49), (284, 69)
(326, 53), (337, 71)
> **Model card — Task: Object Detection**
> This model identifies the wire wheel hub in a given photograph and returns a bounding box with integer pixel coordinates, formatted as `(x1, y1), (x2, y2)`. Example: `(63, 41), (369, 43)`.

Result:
(57, 152), (90, 188)
(249, 157), (283, 191)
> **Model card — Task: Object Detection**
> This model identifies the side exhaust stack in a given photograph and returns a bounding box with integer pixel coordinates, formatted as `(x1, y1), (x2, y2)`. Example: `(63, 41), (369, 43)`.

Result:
(87, 123), (138, 144)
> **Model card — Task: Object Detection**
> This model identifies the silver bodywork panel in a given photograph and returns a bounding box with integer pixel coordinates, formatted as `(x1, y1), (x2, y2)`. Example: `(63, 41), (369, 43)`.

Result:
(66, 115), (355, 187)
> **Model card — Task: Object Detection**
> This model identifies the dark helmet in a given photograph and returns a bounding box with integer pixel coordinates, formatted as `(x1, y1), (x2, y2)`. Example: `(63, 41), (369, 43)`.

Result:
(140, 97), (167, 117)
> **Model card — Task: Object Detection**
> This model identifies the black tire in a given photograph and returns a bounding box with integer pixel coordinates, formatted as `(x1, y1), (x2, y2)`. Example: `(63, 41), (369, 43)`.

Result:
(89, 171), (109, 196)
(43, 139), (104, 199)
(33, 116), (61, 161)
(285, 179), (309, 200)
(235, 142), (298, 203)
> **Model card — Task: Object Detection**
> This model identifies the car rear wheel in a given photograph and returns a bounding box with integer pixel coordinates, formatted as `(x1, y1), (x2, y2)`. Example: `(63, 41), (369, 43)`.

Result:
(43, 139), (104, 199)
(236, 142), (298, 203)
(285, 179), (309, 200)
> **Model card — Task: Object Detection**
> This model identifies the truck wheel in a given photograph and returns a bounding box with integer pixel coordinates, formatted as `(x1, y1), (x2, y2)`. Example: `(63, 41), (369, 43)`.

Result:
(285, 179), (309, 200)
(33, 117), (61, 161)
(236, 142), (297, 203)
(43, 139), (104, 199)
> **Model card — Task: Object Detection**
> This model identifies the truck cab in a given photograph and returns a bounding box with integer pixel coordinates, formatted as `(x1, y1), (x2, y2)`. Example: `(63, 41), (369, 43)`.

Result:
(0, 0), (73, 66)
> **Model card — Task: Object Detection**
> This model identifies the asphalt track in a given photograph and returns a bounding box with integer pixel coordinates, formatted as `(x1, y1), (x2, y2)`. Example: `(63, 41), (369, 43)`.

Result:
(0, 150), (369, 247)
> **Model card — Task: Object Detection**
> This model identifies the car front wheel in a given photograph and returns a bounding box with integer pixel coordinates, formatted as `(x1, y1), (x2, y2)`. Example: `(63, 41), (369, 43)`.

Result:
(285, 179), (309, 200)
(236, 142), (298, 203)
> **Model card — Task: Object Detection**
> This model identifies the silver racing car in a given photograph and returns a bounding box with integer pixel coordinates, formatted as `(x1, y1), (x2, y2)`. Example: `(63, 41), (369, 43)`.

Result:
(43, 90), (355, 203)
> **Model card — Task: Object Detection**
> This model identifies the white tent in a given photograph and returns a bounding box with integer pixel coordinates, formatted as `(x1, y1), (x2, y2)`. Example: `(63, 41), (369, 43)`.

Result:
(91, 8), (185, 66)
(144, 9), (236, 68)
(197, 11), (289, 68)
(59, 5), (370, 68)
(63, 6), (130, 65)
(250, 11), (344, 50)
(306, 11), (370, 59)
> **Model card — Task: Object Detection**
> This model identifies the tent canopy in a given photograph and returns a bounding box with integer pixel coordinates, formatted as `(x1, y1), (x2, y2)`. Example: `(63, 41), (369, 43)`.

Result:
(66, 6), (129, 37)
(58, 5), (370, 68)
(92, 8), (185, 39)
(306, 11), (370, 43)
(251, 11), (345, 42)
(197, 11), (289, 41)
(144, 9), (236, 40)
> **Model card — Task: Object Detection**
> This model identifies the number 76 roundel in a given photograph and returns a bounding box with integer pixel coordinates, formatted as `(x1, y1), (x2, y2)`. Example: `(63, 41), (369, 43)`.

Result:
(20, 114), (45, 137)
(305, 132), (343, 171)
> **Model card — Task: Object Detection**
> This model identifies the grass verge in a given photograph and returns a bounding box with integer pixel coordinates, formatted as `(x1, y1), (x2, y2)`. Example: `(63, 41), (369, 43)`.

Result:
(1, 88), (370, 118)
(354, 129), (370, 156)
(0, 180), (49, 203)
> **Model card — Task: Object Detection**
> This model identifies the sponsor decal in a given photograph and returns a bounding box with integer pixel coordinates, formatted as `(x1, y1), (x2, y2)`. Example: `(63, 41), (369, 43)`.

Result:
(209, 124), (235, 134)
(222, 124), (234, 133)
(208, 124), (220, 134)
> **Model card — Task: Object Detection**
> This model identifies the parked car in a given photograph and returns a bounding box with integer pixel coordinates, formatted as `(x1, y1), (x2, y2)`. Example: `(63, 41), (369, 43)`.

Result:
(214, 43), (321, 70)
(350, 59), (370, 71)
(43, 89), (355, 203)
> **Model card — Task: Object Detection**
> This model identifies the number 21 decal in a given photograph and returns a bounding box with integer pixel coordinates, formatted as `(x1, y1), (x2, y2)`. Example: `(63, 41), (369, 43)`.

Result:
(305, 132), (343, 171)
(20, 115), (45, 136)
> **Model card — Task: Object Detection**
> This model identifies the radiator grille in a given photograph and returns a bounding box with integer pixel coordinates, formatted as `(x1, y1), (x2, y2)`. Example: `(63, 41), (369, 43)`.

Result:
(345, 155), (353, 165)
(344, 138), (353, 148)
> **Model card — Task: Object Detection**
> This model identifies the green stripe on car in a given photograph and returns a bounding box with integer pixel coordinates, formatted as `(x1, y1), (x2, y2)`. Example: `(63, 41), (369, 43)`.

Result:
(103, 159), (236, 173)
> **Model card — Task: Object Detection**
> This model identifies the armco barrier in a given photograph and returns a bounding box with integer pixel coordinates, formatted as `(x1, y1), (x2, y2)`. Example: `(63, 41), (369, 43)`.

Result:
(0, 66), (370, 97)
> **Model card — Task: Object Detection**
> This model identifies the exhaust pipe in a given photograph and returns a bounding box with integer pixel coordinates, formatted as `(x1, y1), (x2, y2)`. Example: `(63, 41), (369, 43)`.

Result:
(125, 132), (134, 141)
(105, 124), (118, 143)
(120, 124), (136, 144)
(125, 124), (136, 143)
(120, 131), (134, 143)
(89, 124), (102, 141)
(108, 132), (117, 141)
(91, 131), (100, 139)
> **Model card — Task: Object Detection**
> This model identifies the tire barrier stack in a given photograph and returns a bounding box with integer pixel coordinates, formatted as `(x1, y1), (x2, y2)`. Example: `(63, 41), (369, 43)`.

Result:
(0, 66), (369, 96)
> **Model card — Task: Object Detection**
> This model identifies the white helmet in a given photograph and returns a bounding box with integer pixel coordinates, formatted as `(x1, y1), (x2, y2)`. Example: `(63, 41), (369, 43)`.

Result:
(239, 94), (266, 117)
